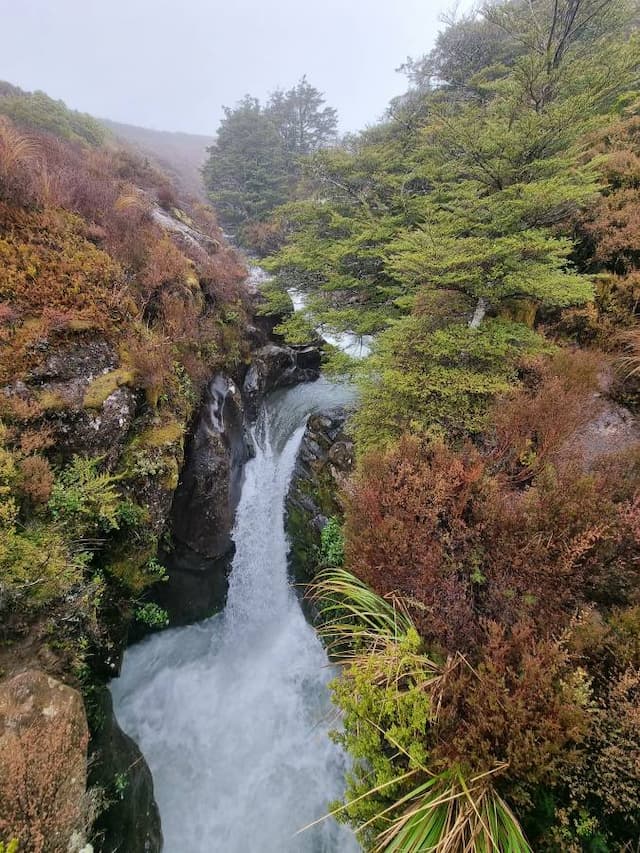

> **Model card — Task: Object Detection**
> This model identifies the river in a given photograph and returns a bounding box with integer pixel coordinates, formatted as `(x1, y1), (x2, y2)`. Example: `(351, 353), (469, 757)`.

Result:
(110, 376), (360, 852)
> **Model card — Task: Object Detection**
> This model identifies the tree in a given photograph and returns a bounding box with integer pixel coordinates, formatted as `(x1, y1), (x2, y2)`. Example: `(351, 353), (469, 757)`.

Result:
(203, 80), (338, 233)
(267, 75), (338, 158)
(203, 96), (289, 226)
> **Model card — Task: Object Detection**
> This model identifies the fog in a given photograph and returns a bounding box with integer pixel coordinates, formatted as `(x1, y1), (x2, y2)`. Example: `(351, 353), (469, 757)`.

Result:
(0, 0), (468, 135)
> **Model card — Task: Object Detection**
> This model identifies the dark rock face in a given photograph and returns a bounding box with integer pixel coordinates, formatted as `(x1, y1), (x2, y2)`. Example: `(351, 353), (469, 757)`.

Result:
(243, 344), (321, 421)
(157, 375), (252, 624)
(89, 688), (162, 853)
(6, 338), (137, 467)
(285, 407), (355, 584)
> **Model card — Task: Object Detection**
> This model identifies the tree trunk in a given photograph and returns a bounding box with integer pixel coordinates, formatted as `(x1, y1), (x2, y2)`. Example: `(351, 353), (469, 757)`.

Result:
(469, 296), (488, 329)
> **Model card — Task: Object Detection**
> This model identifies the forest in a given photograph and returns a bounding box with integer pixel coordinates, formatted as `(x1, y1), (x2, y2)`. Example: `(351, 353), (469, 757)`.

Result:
(204, 0), (640, 850)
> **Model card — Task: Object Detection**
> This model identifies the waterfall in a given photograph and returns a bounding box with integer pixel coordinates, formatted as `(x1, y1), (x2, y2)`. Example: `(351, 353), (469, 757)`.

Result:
(110, 378), (360, 852)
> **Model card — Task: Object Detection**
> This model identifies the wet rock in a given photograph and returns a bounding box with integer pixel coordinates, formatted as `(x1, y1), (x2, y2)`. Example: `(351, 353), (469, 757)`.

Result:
(285, 407), (355, 584)
(159, 375), (251, 624)
(243, 344), (321, 420)
(0, 670), (89, 851)
(89, 688), (162, 853)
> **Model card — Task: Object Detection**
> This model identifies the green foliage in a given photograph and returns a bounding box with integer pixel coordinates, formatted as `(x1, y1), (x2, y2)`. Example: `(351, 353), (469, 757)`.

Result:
(135, 602), (169, 629)
(0, 430), (84, 609)
(319, 517), (344, 568)
(273, 312), (317, 344)
(352, 318), (550, 451)
(0, 86), (107, 145)
(113, 771), (129, 800)
(312, 569), (532, 851)
(256, 282), (294, 318)
(204, 79), (337, 229)
(204, 96), (290, 225)
(48, 456), (123, 540)
(267, 75), (338, 157)
(0, 840), (19, 853)
(0, 521), (85, 609)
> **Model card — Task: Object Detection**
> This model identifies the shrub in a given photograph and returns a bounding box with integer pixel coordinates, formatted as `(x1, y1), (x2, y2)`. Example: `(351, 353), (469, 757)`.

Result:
(345, 433), (640, 651)
(352, 318), (550, 451)
(345, 437), (484, 652)
(48, 456), (122, 540)
(135, 602), (169, 629)
(319, 517), (344, 567)
(0, 523), (83, 610)
(0, 117), (40, 206)
(124, 331), (174, 409)
(488, 350), (602, 481)
(0, 712), (89, 853)
(18, 456), (54, 506)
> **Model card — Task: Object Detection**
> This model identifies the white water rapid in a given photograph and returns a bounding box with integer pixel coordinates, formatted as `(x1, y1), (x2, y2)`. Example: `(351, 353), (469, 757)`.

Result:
(111, 378), (360, 853)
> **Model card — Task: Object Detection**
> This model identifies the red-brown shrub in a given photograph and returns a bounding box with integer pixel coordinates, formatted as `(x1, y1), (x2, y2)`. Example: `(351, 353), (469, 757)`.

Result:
(126, 332), (174, 409)
(345, 437), (484, 652)
(18, 456), (54, 505)
(434, 621), (588, 802)
(345, 432), (640, 652)
(0, 714), (88, 853)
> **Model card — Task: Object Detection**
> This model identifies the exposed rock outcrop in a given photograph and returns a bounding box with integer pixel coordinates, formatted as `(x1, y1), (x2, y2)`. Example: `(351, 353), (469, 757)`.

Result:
(243, 344), (321, 421)
(285, 407), (355, 584)
(0, 670), (89, 851)
(155, 375), (252, 624)
(4, 338), (137, 467)
(89, 689), (162, 853)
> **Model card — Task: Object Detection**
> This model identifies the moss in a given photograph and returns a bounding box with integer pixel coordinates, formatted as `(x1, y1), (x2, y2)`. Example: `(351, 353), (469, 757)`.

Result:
(37, 389), (68, 412)
(136, 419), (184, 448)
(83, 368), (136, 409)
(161, 458), (180, 491)
(106, 546), (157, 594)
(285, 503), (319, 584)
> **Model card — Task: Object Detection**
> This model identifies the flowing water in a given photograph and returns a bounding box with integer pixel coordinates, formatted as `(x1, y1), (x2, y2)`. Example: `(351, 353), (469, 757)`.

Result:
(111, 378), (360, 852)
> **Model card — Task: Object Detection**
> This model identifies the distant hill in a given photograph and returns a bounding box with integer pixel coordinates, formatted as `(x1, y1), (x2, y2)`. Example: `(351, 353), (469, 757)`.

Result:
(101, 118), (213, 200)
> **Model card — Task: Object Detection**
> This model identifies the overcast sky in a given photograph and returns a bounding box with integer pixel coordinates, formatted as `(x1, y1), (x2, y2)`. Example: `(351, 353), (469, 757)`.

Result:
(0, 0), (467, 137)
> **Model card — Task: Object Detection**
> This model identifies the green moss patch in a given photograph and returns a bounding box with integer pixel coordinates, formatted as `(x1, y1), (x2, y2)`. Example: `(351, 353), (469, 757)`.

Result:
(83, 368), (135, 409)
(136, 419), (184, 448)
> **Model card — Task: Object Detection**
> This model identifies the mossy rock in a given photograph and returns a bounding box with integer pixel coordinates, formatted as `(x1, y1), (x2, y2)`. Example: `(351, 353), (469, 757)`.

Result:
(106, 546), (158, 594)
(135, 419), (184, 449)
(37, 388), (68, 412)
(83, 368), (136, 409)
(161, 457), (180, 491)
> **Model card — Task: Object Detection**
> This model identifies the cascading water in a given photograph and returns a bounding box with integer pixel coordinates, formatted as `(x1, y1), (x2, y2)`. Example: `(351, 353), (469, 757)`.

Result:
(111, 378), (361, 852)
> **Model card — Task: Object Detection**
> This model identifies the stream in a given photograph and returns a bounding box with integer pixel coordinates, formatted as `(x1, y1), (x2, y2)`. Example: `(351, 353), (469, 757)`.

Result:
(110, 377), (361, 852)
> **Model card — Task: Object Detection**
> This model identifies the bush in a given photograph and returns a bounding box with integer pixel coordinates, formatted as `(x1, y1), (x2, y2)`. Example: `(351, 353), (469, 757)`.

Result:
(18, 456), (54, 506)
(0, 709), (89, 853)
(48, 456), (123, 540)
(135, 602), (169, 629)
(352, 318), (550, 451)
(319, 517), (344, 567)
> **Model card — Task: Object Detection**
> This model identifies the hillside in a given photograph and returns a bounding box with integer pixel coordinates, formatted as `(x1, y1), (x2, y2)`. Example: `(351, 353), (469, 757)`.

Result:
(0, 82), (254, 852)
(101, 118), (213, 200)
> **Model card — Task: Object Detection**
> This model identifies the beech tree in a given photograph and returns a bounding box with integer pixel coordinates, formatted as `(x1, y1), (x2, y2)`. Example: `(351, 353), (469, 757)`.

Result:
(204, 79), (338, 230)
(203, 96), (289, 226)
(267, 76), (338, 157)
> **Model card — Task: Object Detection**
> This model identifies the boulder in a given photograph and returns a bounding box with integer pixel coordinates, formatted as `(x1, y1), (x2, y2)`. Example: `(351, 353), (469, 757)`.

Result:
(89, 688), (162, 853)
(0, 670), (89, 852)
(242, 344), (321, 420)
(156, 375), (252, 624)
(285, 407), (355, 585)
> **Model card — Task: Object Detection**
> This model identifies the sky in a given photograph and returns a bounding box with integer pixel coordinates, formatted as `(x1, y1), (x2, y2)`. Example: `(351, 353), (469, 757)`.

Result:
(0, 0), (469, 137)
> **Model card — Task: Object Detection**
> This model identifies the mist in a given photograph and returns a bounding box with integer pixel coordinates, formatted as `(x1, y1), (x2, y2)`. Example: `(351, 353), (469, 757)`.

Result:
(0, 0), (466, 135)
